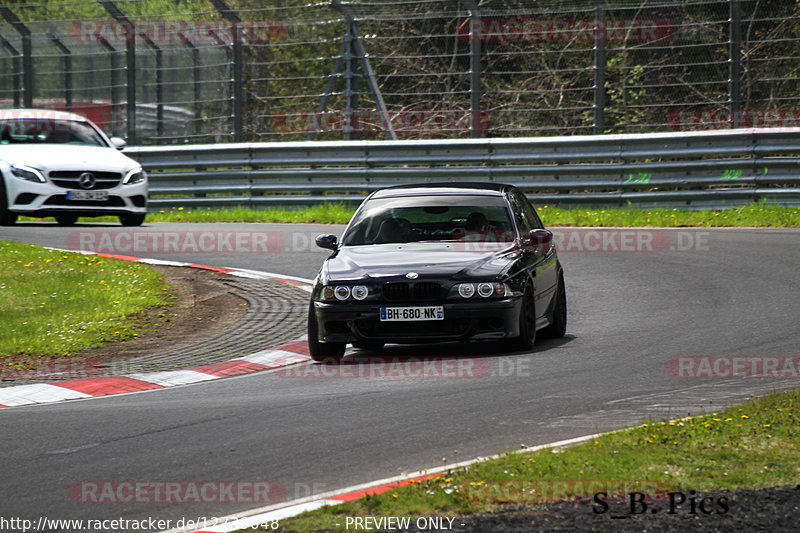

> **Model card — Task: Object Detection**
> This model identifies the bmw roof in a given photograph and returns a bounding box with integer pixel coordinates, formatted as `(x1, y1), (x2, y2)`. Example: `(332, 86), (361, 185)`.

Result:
(369, 182), (512, 199)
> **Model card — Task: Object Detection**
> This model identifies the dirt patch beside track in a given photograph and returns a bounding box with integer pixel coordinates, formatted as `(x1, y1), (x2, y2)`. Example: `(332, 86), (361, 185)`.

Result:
(82, 265), (249, 363)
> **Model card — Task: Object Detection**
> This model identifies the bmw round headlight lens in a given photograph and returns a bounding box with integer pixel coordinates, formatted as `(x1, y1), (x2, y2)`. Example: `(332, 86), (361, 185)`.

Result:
(477, 282), (494, 298)
(351, 285), (368, 300)
(458, 283), (476, 298)
(334, 286), (351, 301)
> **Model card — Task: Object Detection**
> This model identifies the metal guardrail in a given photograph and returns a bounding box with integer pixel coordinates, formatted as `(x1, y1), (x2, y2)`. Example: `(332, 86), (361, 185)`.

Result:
(124, 128), (800, 210)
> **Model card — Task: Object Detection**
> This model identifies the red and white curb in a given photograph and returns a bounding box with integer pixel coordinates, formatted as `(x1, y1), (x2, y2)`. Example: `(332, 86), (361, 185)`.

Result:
(0, 250), (315, 409)
(76, 250), (317, 289)
(166, 434), (601, 533)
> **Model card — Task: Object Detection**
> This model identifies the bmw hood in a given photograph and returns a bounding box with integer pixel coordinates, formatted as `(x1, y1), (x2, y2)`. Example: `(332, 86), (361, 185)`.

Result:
(0, 144), (140, 172)
(323, 242), (518, 282)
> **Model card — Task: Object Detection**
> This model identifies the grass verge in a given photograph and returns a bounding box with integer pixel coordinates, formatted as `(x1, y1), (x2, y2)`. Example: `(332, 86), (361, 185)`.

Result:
(0, 240), (171, 358)
(270, 389), (800, 532)
(20, 202), (800, 227)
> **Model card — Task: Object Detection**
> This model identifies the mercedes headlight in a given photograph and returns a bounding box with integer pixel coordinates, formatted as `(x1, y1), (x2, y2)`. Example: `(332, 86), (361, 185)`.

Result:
(11, 164), (45, 183)
(123, 168), (147, 185)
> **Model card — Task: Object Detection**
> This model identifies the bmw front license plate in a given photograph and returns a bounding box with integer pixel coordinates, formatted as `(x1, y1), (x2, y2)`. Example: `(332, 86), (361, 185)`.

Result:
(67, 190), (108, 201)
(380, 306), (444, 321)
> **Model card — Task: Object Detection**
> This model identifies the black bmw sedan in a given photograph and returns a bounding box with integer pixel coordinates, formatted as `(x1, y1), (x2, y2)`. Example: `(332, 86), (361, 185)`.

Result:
(308, 183), (567, 362)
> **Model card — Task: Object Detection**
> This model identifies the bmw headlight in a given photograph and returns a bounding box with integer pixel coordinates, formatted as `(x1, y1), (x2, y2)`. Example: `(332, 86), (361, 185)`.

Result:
(458, 283), (476, 298)
(322, 285), (370, 301)
(334, 286), (351, 301)
(123, 167), (147, 185)
(11, 164), (45, 183)
(477, 282), (495, 298)
(351, 285), (369, 300)
(454, 282), (507, 299)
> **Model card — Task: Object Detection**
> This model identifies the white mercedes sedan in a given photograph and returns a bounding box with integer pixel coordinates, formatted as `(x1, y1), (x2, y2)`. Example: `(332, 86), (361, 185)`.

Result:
(0, 109), (147, 226)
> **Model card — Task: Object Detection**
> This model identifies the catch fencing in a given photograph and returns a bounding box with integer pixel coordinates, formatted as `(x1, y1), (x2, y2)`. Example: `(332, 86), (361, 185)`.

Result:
(2, 1), (800, 143)
(126, 128), (800, 210)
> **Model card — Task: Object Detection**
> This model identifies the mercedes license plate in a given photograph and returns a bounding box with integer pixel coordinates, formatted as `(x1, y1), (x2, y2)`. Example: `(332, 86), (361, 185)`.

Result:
(67, 190), (108, 201)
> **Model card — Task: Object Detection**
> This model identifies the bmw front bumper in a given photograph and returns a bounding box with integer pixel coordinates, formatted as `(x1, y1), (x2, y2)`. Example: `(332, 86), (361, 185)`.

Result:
(312, 297), (523, 345)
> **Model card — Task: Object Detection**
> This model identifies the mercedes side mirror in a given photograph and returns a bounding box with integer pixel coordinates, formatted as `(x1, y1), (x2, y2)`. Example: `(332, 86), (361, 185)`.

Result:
(110, 137), (127, 150)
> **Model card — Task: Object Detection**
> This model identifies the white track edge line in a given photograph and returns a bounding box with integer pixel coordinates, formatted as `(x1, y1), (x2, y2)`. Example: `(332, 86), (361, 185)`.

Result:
(165, 433), (603, 533)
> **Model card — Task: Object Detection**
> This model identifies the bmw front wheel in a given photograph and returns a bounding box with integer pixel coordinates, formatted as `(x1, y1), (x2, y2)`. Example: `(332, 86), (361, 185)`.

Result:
(307, 301), (345, 363)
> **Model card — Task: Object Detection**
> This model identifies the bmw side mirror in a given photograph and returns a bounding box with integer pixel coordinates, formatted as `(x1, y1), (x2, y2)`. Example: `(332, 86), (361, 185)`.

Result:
(521, 229), (553, 254)
(110, 137), (127, 150)
(315, 234), (338, 250)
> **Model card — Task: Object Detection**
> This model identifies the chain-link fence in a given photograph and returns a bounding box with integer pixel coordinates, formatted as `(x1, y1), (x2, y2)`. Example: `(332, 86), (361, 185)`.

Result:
(1, 0), (798, 144)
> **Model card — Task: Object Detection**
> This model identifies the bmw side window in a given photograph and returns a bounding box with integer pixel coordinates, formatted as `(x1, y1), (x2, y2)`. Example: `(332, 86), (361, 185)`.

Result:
(509, 191), (532, 232)
(521, 193), (544, 229)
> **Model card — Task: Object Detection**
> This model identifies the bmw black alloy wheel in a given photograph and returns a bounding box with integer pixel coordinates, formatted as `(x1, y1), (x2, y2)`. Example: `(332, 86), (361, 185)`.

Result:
(307, 301), (346, 362)
(506, 284), (536, 352)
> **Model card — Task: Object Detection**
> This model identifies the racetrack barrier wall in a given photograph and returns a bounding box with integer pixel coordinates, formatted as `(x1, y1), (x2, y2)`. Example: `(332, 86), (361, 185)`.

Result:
(125, 128), (800, 210)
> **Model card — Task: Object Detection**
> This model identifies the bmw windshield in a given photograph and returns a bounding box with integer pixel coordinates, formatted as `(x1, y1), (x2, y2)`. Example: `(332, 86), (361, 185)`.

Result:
(341, 195), (516, 246)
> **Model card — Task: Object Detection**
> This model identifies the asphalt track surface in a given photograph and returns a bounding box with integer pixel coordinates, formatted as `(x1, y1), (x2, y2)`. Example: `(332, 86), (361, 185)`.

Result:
(1, 222), (799, 529)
